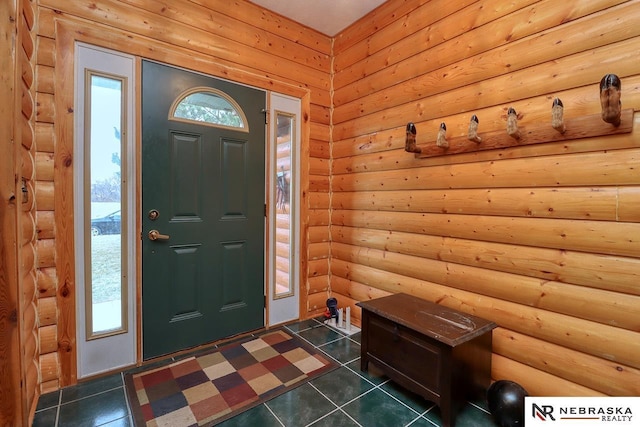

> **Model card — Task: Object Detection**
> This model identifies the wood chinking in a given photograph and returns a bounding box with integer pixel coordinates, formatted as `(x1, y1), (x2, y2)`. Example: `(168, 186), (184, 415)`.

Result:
(358, 293), (497, 427)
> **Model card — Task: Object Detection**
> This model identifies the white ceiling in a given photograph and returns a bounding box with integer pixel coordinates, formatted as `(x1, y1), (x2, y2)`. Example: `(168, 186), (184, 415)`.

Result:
(249, 0), (389, 36)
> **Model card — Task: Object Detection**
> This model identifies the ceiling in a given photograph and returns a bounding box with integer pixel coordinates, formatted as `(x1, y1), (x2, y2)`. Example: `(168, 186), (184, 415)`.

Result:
(249, 0), (389, 36)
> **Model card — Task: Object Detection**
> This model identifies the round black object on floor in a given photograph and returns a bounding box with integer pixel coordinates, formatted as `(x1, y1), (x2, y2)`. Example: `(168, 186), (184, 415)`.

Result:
(487, 380), (529, 427)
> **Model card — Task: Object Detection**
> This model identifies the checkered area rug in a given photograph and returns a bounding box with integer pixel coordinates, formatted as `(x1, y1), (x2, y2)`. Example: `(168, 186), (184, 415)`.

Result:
(125, 330), (337, 426)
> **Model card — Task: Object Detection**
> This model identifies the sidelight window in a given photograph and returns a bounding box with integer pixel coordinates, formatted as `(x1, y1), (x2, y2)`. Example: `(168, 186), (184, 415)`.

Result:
(84, 72), (127, 339)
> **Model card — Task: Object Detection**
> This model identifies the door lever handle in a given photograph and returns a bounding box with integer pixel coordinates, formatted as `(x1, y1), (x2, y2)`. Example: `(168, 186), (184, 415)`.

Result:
(148, 230), (170, 241)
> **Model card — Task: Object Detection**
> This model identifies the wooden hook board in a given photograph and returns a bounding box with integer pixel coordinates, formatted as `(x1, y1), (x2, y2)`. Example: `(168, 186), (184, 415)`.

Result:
(414, 109), (634, 159)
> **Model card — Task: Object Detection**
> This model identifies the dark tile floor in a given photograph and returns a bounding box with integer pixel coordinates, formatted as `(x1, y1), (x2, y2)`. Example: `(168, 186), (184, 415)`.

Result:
(33, 318), (499, 426)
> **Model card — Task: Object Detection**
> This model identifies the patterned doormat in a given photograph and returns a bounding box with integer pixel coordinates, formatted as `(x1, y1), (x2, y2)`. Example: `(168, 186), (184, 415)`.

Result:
(125, 329), (338, 426)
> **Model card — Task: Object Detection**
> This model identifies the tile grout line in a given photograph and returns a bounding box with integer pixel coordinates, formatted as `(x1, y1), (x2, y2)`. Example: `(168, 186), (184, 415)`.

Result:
(263, 402), (286, 427)
(306, 382), (364, 427)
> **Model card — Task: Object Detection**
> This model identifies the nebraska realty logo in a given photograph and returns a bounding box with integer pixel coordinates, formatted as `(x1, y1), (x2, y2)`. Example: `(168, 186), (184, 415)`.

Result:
(525, 397), (639, 425)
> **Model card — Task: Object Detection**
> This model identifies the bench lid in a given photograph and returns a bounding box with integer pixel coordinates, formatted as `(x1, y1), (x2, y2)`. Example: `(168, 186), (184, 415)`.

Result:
(357, 293), (497, 346)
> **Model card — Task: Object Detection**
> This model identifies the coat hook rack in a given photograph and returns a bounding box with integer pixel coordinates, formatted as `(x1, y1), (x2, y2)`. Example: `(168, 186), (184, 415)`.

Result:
(406, 73), (632, 159)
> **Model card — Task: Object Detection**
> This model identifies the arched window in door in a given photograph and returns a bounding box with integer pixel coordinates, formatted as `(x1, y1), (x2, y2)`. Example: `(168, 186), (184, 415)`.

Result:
(169, 86), (249, 132)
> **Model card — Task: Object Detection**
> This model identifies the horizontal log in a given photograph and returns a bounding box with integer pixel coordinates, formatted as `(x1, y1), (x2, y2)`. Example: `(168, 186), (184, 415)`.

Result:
(492, 353), (604, 397)
(309, 139), (329, 159)
(333, 37), (640, 139)
(310, 121), (330, 142)
(37, 296), (57, 327)
(334, 0), (634, 106)
(35, 92), (54, 123)
(307, 208), (329, 226)
(618, 187), (640, 222)
(332, 226), (640, 296)
(35, 36), (55, 67)
(45, 11), (314, 103)
(307, 242), (329, 260)
(332, 209), (640, 258)
(307, 276), (329, 294)
(36, 211), (55, 240)
(310, 104), (330, 126)
(37, 268), (57, 298)
(309, 157), (328, 176)
(40, 379), (60, 395)
(36, 64), (55, 94)
(333, 148), (640, 191)
(308, 192), (329, 210)
(307, 225), (329, 243)
(331, 275), (390, 304)
(494, 329), (640, 396)
(308, 259), (329, 277)
(336, 0), (492, 85)
(333, 0), (434, 55)
(35, 122), (55, 153)
(39, 324), (58, 354)
(120, 0), (332, 69)
(331, 242), (640, 330)
(308, 175), (329, 192)
(40, 1), (329, 92)
(34, 181), (54, 210)
(189, 0), (331, 54)
(36, 238), (55, 268)
(331, 187), (630, 222)
(307, 291), (327, 313)
(331, 260), (640, 368)
(40, 351), (59, 383)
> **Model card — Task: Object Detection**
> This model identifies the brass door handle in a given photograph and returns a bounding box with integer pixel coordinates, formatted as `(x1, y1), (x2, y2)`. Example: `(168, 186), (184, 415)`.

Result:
(148, 230), (170, 241)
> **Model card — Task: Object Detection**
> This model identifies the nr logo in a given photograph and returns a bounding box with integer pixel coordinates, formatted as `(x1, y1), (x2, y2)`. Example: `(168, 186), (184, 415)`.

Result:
(533, 403), (556, 421)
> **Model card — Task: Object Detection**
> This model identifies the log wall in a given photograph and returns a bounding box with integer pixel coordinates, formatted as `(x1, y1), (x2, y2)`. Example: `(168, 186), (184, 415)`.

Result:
(5, 0), (635, 404)
(1, 0), (40, 425)
(34, 0), (331, 388)
(331, 0), (640, 396)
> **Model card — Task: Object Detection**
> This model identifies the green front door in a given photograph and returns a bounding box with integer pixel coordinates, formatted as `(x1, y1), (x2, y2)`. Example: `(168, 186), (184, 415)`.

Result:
(141, 61), (266, 359)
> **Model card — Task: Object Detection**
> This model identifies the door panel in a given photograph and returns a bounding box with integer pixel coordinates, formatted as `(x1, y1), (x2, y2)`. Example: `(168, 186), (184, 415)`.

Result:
(142, 61), (265, 359)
